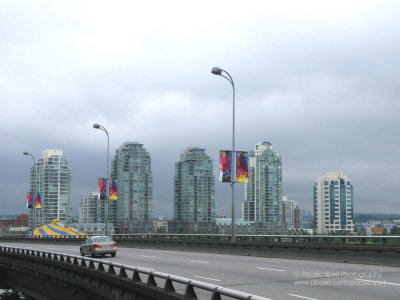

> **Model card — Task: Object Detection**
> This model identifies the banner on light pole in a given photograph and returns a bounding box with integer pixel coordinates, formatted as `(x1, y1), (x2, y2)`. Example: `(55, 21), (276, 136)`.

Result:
(219, 150), (248, 183)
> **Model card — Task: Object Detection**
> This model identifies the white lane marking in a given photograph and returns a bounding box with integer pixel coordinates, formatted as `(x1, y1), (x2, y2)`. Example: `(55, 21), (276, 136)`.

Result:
(289, 294), (320, 300)
(140, 255), (156, 258)
(257, 267), (287, 272)
(189, 260), (209, 264)
(194, 276), (221, 282)
(137, 267), (154, 271)
(354, 278), (400, 286)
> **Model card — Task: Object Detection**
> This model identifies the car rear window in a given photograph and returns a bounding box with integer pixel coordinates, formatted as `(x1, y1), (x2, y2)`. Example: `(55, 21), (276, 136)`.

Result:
(93, 236), (113, 242)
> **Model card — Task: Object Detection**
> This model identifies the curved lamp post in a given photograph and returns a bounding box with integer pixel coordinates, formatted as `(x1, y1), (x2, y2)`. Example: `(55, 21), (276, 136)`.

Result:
(211, 67), (236, 242)
(93, 123), (110, 235)
(23, 151), (36, 231)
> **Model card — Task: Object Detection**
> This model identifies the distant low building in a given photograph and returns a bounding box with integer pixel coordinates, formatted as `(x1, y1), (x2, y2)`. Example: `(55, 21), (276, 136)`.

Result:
(216, 218), (260, 235)
(9, 226), (29, 234)
(0, 214), (29, 234)
(370, 227), (384, 234)
(354, 219), (400, 235)
(152, 217), (170, 233)
(69, 223), (115, 235)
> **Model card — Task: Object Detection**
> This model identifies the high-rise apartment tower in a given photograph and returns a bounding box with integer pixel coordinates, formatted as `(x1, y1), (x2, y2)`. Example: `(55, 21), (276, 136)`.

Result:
(242, 142), (282, 233)
(313, 171), (354, 234)
(282, 196), (301, 231)
(173, 147), (216, 233)
(27, 149), (72, 228)
(110, 142), (153, 233)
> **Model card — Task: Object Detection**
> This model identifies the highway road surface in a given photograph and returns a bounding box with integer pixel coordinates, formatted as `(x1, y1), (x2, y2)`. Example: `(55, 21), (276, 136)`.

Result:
(1, 242), (400, 300)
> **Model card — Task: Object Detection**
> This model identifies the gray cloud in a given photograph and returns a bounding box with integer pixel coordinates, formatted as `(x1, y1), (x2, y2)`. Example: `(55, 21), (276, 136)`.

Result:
(1, 1), (399, 218)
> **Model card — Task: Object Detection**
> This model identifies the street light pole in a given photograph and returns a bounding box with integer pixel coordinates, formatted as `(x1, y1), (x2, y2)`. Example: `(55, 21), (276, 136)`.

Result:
(93, 124), (110, 235)
(211, 67), (236, 242)
(23, 151), (36, 231)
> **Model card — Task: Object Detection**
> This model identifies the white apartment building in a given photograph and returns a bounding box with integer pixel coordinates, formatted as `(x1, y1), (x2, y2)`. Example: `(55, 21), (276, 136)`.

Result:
(27, 149), (72, 229)
(79, 192), (104, 223)
(313, 171), (354, 234)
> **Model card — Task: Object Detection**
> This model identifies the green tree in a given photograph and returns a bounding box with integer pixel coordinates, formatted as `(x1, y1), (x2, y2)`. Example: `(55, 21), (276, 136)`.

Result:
(390, 226), (400, 235)
(155, 227), (166, 233)
(308, 220), (316, 230)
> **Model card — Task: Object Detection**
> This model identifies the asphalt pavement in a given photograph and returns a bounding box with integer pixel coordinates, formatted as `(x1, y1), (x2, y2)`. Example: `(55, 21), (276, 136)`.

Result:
(2, 242), (400, 300)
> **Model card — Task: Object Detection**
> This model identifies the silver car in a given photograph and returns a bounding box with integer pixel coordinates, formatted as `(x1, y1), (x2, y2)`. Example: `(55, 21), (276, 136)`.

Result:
(80, 236), (117, 257)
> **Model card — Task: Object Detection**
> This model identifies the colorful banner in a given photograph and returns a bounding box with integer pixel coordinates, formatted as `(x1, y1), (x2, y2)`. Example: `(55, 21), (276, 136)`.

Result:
(219, 150), (232, 182)
(26, 192), (33, 208)
(34, 193), (42, 208)
(109, 180), (118, 200)
(236, 152), (248, 183)
(98, 178), (106, 200)
(219, 150), (249, 183)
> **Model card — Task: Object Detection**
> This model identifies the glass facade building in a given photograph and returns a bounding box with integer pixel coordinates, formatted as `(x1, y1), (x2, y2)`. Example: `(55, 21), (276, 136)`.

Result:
(173, 147), (216, 233)
(27, 149), (72, 229)
(314, 171), (354, 234)
(79, 192), (104, 224)
(110, 142), (153, 233)
(282, 196), (301, 231)
(242, 142), (283, 233)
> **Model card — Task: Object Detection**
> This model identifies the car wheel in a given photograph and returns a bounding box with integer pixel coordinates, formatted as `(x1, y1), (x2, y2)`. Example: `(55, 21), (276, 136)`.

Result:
(80, 249), (84, 257)
(111, 253), (116, 257)
(89, 249), (95, 258)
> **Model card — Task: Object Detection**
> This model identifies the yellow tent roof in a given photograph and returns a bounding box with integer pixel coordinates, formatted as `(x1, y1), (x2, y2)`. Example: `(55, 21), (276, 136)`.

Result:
(33, 219), (86, 237)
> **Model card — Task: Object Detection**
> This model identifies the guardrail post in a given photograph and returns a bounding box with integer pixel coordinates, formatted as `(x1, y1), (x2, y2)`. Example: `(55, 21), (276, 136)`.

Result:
(211, 287), (222, 300)
(184, 281), (197, 299)
(88, 260), (96, 269)
(164, 277), (175, 293)
(80, 259), (87, 268)
(119, 267), (128, 278)
(132, 269), (141, 282)
(147, 273), (157, 287)
(97, 262), (106, 272)
(108, 265), (116, 275)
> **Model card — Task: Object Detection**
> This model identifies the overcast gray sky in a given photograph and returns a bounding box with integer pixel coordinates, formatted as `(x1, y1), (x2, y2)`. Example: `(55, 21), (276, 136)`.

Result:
(1, 0), (399, 218)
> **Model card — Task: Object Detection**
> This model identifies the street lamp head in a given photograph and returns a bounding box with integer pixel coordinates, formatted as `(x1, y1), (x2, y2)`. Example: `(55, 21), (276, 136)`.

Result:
(93, 123), (101, 129)
(211, 67), (222, 75)
(23, 151), (29, 155)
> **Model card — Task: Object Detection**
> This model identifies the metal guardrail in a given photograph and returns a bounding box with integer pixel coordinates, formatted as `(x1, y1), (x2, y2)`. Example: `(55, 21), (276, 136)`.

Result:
(2, 233), (400, 244)
(0, 245), (269, 300)
(110, 234), (400, 245)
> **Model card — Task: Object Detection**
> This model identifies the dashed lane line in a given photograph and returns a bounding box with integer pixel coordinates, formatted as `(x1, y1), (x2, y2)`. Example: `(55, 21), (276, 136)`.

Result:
(257, 267), (287, 272)
(189, 260), (209, 264)
(194, 276), (221, 282)
(288, 294), (320, 300)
